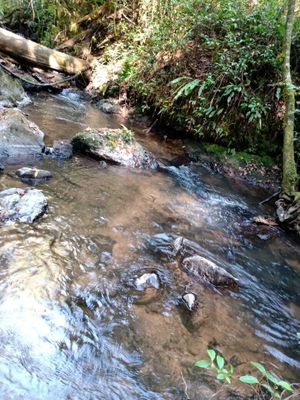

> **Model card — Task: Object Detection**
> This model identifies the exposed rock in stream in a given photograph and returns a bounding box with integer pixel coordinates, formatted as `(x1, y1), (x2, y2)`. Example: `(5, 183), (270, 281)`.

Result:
(42, 140), (73, 159)
(0, 68), (31, 108)
(148, 233), (239, 290)
(16, 167), (52, 182)
(182, 292), (197, 311)
(135, 272), (160, 291)
(96, 98), (122, 114)
(71, 127), (158, 169)
(0, 108), (44, 162)
(181, 255), (239, 289)
(0, 187), (47, 223)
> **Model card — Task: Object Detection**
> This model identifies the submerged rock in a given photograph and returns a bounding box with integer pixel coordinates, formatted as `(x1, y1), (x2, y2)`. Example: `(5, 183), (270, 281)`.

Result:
(148, 233), (203, 259)
(16, 167), (52, 181)
(181, 255), (238, 289)
(0, 68), (31, 108)
(0, 187), (47, 223)
(135, 272), (160, 291)
(0, 108), (44, 162)
(0, 163), (4, 172)
(71, 127), (158, 169)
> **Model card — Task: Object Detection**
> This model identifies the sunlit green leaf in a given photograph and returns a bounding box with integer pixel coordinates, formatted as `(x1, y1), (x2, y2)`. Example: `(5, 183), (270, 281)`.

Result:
(261, 383), (275, 395)
(195, 360), (210, 368)
(216, 355), (224, 370)
(217, 373), (225, 380)
(207, 349), (216, 362)
(277, 381), (293, 392)
(250, 361), (266, 375)
(239, 375), (259, 384)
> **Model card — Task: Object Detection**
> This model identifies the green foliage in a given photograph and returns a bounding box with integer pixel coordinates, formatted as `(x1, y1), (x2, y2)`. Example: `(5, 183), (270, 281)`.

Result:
(195, 349), (235, 384)
(239, 361), (293, 399)
(202, 142), (275, 166)
(98, 0), (300, 155)
(119, 125), (134, 144)
(195, 350), (296, 399)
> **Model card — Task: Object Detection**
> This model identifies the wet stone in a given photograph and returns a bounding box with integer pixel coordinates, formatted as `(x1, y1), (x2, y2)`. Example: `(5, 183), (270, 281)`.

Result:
(135, 272), (160, 291)
(96, 98), (122, 114)
(53, 140), (73, 159)
(0, 108), (44, 162)
(181, 255), (239, 289)
(16, 167), (52, 181)
(71, 127), (158, 169)
(0, 187), (47, 223)
(99, 251), (112, 265)
(182, 292), (197, 311)
(99, 160), (108, 169)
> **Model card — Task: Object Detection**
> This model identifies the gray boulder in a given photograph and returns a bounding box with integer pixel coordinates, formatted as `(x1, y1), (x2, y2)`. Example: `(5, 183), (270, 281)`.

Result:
(71, 127), (157, 169)
(0, 187), (47, 223)
(96, 98), (122, 114)
(0, 108), (45, 162)
(52, 140), (73, 159)
(0, 68), (30, 108)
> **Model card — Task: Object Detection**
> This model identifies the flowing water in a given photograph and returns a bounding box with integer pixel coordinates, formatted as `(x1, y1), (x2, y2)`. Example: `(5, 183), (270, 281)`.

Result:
(0, 90), (299, 399)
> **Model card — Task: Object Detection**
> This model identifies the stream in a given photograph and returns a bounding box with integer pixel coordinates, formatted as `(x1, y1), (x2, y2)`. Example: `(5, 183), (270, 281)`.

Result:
(0, 90), (299, 399)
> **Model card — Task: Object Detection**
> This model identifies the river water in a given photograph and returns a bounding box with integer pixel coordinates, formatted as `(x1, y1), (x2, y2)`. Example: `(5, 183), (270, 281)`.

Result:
(0, 90), (299, 399)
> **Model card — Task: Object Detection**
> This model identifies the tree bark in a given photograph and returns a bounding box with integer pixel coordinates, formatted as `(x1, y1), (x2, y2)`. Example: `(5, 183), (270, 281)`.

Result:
(282, 0), (298, 195)
(0, 27), (89, 74)
(276, 0), (300, 234)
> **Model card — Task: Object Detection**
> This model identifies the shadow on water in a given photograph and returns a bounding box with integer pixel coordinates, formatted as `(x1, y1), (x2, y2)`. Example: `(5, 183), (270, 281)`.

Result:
(0, 90), (299, 399)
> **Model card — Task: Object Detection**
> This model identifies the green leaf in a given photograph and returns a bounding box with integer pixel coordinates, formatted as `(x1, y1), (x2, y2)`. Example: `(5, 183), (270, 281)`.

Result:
(239, 375), (260, 384)
(250, 361), (266, 375)
(261, 383), (275, 395)
(217, 373), (225, 380)
(195, 360), (210, 368)
(207, 349), (216, 362)
(265, 371), (280, 385)
(216, 355), (225, 370)
(170, 77), (188, 85)
(277, 381), (293, 392)
(225, 376), (231, 384)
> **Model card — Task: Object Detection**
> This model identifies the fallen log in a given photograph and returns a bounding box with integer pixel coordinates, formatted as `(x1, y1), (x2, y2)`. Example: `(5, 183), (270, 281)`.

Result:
(0, 27), (89, 74)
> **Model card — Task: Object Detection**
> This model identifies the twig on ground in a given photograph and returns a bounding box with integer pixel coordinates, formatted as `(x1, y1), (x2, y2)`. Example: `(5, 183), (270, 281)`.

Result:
(259, 190), (281, 205)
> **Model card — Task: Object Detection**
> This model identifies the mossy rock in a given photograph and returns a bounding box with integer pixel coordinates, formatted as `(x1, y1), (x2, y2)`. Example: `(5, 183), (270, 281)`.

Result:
(71, 127), (157, 169)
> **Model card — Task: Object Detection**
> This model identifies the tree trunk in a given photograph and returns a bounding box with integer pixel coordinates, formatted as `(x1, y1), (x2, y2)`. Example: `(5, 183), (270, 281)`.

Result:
(0, 27), (89, 74)
(282, 0), (297, 195)
(276, 0), (300, 234)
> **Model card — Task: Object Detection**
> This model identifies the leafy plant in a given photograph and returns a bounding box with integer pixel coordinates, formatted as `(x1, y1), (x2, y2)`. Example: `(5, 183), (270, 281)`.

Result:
(195, 350), (297, 399)
(240, 361), (293, 399)
(195, 349), (235, 384)
(120, 125), (134, 144)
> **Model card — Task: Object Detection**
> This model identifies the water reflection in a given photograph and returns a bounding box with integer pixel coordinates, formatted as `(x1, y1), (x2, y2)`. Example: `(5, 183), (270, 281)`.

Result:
(0, 92), (299, 399)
